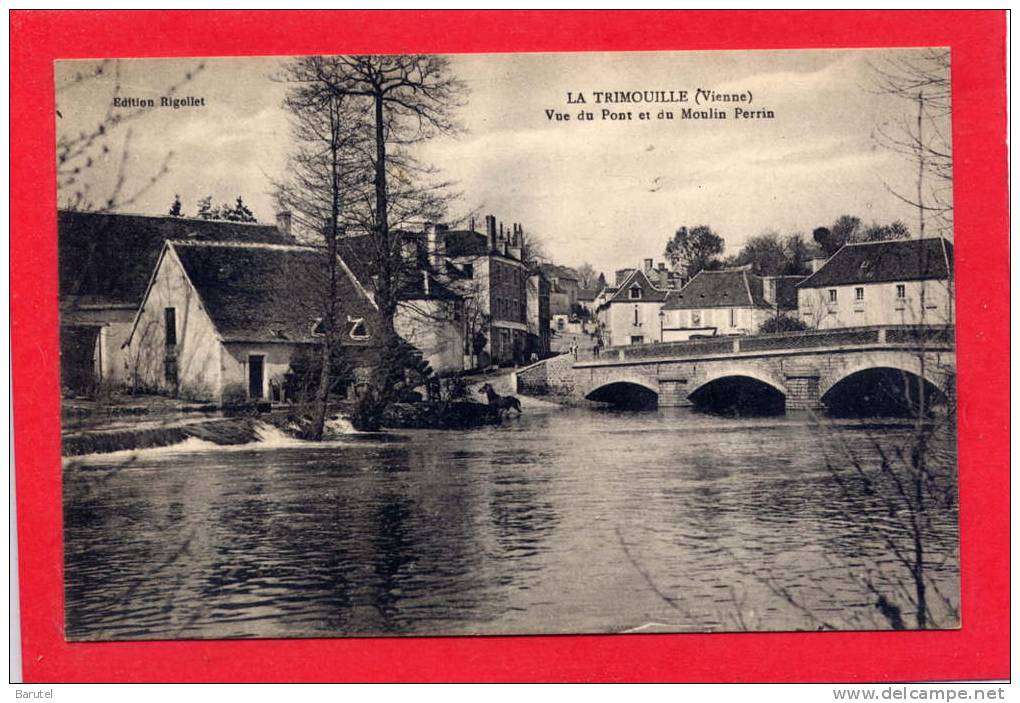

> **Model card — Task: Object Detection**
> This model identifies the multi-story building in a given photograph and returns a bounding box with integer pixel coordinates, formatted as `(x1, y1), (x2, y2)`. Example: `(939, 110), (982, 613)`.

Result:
(443, 215), (530, 367)
(796, 238), (954, 329)
(540, 263), (582, 331)
(526, 271), (552, 360)
(659, 267), (798, 341)
(601, 268), (671, 346)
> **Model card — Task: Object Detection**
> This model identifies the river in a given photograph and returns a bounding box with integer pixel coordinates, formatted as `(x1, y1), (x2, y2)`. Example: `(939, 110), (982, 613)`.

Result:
(64, 404), (959, 640)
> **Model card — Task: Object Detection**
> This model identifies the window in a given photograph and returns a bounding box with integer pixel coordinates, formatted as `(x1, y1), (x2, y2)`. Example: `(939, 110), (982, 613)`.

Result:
(348, 316), (369, 340)
(630, 335), (644, 345)
(633, 305), (640, 326)
(896, 284), (906, 299)
(164, 307), (177, 347)
(828, 289), (838, 304)
(629, 285), (642, 300)
(729, 308), (736, 327)
(855, 287), (864, 301)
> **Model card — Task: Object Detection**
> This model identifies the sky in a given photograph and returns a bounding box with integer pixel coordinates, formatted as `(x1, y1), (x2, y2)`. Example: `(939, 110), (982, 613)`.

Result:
(55, 49), (950, 275)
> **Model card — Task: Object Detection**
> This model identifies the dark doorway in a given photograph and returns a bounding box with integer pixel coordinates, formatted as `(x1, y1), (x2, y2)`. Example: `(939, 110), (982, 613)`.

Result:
(248, 355), (265, 399)
(61, 325), (100, 394)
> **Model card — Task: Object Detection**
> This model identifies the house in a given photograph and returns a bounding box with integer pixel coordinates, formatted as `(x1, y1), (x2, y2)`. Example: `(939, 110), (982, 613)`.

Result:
(638, 258), (685, 291)
(526, 271), (551, 359)
(593, 285), (617, 342)
(540, 263), (581, 318)
(337, 227), (465, 376)
(58, 209), (294, 394)
(796, 238), (954, 329)
(576, 288), (598, 314)
(124, 240), (379, 402)
(659, 267), (799, 341)
(602, 268), (670, 346)
(442, 215), (530, 367)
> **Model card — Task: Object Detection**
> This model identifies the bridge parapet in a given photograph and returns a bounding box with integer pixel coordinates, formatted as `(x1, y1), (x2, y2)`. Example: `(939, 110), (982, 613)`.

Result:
(516, 353), (577, 397)
(599, 325), (954, 364)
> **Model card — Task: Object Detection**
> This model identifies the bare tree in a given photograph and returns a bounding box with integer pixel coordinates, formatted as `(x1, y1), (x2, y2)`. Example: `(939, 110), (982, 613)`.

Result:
(298, 55), (466, 425)
(274, 56), (370, 439)
(870, 49), (953, 238)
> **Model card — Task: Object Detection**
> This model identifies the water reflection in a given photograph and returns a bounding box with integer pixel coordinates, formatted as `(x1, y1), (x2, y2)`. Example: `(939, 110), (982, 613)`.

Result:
(64, 406), (959, 640)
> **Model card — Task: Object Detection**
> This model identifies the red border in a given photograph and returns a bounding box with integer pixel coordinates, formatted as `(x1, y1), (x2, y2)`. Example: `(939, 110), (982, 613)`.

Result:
(11, 10), (1009, 683)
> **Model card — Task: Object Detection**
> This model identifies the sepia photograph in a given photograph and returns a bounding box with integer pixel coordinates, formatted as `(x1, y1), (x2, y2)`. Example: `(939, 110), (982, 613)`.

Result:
(56, 48), (959, 642)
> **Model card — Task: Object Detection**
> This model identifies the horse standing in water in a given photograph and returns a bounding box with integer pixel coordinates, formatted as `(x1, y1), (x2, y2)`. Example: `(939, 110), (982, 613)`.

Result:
(478, 383), (523, 417)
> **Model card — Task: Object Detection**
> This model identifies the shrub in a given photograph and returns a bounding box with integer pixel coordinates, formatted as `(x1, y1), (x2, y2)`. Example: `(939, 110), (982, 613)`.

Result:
(284, 345), (353, 403)
(759, 315), (809, 334)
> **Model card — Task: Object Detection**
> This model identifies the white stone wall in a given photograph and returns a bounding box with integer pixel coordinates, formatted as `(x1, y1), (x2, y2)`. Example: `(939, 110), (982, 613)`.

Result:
(125, 248), (224, 400)
(661, 306), (769, 339)
(221, 342), (302, 401)
(395, 298), (465, 375)
(607, 300), (665, 345)
(798, 279), (953, 329)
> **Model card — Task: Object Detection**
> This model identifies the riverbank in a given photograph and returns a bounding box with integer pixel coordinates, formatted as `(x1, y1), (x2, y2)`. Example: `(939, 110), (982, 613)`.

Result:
(61, 394), (526, 457)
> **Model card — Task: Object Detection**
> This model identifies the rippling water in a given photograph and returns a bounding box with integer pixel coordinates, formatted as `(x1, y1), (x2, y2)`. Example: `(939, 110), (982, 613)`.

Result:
(64, 406), (959, 640)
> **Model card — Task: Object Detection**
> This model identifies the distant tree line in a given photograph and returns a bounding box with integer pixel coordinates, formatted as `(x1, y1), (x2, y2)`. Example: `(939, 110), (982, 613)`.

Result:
(167, 194), (258, 222)
(663, 214), (912, 279)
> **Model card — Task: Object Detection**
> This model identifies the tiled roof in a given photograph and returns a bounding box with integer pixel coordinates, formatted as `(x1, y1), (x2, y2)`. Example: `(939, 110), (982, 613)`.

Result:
(577, 288), (598, 302)
(798, 238), (953, 288)
(608, 269), (669, 303)
(58, 209), (291, 306)
(539, 263), (580, 283)
(443, 229), (489, 257)
(661, 269), (770, 310)
(338, 233), (460, 301)
(169, 242), (378, 345)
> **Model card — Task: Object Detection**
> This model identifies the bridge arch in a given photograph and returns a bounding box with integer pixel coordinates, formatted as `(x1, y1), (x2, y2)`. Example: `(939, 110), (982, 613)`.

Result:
(821, 359), (949, 417)
(687, 368), (789, 415)
(584, 376), (659, 409)
(687, 368), (789, 399)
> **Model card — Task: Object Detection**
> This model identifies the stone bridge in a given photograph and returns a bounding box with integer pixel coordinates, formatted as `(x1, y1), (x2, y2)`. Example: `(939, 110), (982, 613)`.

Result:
(515, 325), (955, 412)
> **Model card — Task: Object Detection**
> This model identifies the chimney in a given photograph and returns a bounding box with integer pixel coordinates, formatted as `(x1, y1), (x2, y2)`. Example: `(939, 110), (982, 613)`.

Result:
(809, 256), (827, 273)
(643, 258), (653, 273)
(425, 222), (447, 270)
(470, 216), (476, 232)
(508, 223), (523, 261)
(658, 262), (666, 272)
(276, 210), (292, 238)
(485, 214), (497, 251)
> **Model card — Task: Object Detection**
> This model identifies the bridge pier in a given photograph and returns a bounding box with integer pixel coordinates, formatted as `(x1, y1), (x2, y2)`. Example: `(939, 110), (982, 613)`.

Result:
(784, 364), (823, 410)
(658, 377), (691, 408)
